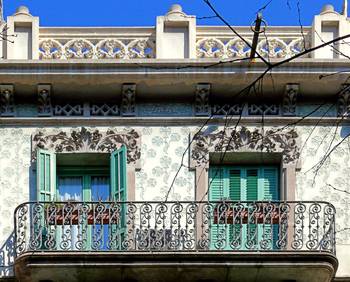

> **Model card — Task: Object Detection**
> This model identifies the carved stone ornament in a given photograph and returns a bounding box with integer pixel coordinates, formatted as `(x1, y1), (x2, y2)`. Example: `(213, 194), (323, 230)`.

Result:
(32, 127), (141, 166)
(248, 104), (279, 115)
(337, 84), (350, 117)
(37, 84), (52, 116)
(121, 84), (136, 116)
(194, 84), (211, 116)
(0, 84), (15, 117)
(282, 84), (299, 116)
(190, 126), (300, 168)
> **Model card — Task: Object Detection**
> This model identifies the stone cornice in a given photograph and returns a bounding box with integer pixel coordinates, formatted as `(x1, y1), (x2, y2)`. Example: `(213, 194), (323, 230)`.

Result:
(1, 117), (350, 127)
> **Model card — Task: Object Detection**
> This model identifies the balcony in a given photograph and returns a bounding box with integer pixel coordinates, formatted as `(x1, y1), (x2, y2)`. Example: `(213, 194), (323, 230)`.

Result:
(14, 201), (337, 282)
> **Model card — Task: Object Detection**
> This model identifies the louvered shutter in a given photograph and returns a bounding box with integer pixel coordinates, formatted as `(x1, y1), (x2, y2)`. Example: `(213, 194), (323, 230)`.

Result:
(245, 169), (259, 248)
(209, 168), (229, 250)
(228, 169), (242, 249)
(110, 146), (127, 201)
(209, 167), (226, 201)
(36, 149), (56, 201)
(110, 146), (127, 250)
(262, 167), (279, 249)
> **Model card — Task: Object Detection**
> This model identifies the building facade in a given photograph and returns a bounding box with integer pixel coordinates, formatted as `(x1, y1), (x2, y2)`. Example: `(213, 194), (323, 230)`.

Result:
(0, 2), (350, 282)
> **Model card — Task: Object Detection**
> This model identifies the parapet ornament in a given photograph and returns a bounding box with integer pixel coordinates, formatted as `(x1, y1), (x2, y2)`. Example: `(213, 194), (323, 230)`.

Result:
(196, 37), (306, 59)
(190, 126), (300, 167)
(31, 127), (141, 166)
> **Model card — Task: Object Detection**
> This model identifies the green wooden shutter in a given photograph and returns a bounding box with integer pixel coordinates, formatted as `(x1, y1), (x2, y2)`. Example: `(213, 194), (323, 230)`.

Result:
(209, 167), (234, 250)
(110, 146), (127, 250)
(209, 167), (226, 201)
(245, 169), (259, 248)
(228, 169), (242, 248)
(246, 169), (258, 201)
(110, 146), (127, 201)
(262, 167), (279, 249)
(36, 149), (56, 201)
(209, 167), (228, 249)
(262, 168), (279, 200)
(229, 170), (241, 201)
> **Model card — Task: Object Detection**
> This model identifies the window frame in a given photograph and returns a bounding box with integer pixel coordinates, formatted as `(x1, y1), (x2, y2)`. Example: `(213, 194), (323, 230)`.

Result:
(36, 146), (129, 202)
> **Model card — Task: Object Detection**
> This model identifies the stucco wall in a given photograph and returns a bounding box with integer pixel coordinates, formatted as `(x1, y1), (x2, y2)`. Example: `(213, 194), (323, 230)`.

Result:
(0, 124), (349, 277)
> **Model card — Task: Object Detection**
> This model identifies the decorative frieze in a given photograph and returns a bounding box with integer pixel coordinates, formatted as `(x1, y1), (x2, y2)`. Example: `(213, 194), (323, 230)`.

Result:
(337, 84), (350, 117)
(54, 104), (84, 116)
(248, 104), (279, 115)
(91, 104), (119, 116)
(32, 127), (141, 166)
(212, 104), (243, 116)
(190, 126), (299, 168)
(196, 37), (306, 59)
(39, 38), (155, 60)
(37, 84), (52, 117)
(282, 84), (299, 116)
(194, 84), (211, 116)
(0, 84), (15, 117)
(121, 84), (136, 116)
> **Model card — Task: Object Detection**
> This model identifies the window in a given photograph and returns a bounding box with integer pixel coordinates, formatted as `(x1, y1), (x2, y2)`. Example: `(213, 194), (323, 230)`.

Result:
(36, 146), (127, 202)
(209, 166), (279, 250)
(35, 147), (128, 250)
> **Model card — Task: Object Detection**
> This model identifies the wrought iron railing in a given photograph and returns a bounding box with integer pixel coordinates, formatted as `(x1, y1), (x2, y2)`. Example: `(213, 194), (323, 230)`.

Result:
(14, 201), (336, 256)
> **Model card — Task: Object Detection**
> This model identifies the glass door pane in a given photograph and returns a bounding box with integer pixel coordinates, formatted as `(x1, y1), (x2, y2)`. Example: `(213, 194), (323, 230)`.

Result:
(57, 177), (83, 201)
(91, 176), (110, 201)
(57, 177), (83, 250)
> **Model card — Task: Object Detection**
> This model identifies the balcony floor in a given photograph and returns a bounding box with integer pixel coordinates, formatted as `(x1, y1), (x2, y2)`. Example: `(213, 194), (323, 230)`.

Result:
(15, 251), (338, 282)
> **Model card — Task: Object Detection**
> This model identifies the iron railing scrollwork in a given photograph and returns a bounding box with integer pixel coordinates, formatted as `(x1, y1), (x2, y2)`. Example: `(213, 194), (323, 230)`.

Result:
(14, 201), (336, 256)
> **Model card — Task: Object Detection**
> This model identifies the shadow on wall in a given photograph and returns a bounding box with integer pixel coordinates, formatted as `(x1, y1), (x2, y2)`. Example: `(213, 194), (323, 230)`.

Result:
(341, 126), (350, 139)
(29, 163), (36, 202)
(0, 232), (15, 277)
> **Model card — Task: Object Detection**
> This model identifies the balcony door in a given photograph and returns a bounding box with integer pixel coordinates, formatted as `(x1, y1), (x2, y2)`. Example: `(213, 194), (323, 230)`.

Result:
(209, 166), (279, 251)
(57, 171), (110, 250)
(36, 146), (128, 251)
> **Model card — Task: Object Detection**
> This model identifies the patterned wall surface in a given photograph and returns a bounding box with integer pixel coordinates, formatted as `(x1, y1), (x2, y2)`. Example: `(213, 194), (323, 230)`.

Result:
(0, 124), (350, 276)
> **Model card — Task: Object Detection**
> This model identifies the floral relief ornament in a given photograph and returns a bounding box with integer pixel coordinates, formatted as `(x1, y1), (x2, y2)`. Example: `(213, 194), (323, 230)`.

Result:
(191, 126), (300, 167)
(31, 127), (141, 166)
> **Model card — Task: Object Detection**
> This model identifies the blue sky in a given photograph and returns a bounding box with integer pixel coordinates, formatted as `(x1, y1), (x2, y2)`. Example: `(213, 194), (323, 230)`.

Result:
(3, 0), (346, 27)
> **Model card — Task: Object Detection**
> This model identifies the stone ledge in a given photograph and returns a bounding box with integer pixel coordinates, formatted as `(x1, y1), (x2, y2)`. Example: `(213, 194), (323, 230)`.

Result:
(14, 251), (338, 282)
